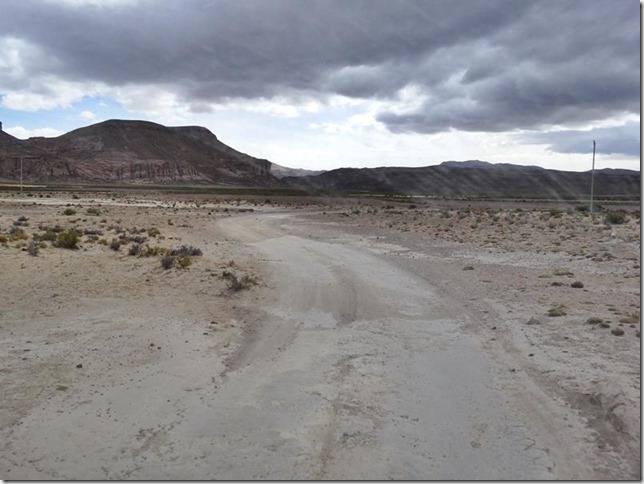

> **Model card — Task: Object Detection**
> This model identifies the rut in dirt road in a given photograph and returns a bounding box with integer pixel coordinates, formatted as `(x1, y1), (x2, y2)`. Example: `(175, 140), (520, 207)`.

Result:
(206, 213), (570, 480)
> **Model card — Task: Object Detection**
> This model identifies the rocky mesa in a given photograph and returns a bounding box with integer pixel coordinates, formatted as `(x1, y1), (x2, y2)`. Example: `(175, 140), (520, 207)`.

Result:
(0, 119), (279, 186)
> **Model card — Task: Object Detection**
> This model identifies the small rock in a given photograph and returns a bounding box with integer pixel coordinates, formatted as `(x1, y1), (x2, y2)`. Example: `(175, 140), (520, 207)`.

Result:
(551, 281), (564, 286)
(528, 353), (534, 357)
(611, 328), (624, 336)
(527, 316), (541, 325)
(462, 266), (474, 271)
(571, 281), (584, 288)
(76, 363), (83, 369)
(599, 321), (611, 328)
(586, 317), (602, 325)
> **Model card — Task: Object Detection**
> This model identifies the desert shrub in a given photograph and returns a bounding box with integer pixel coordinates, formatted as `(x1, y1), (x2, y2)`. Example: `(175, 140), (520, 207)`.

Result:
(141, 245), (166, 257)
(62, 208), (77, 216)
(83, 228), (103, 236)
(547, 305), (567, 317)
(13, 216), (29, 226)
(161, 255), (176, 270)
(26, 240), (39, 256)
(177, 255), (192, 268)
(10, 227), (29, 240)
(604, 211), (627, 225)
(109, 238), (121, 251)
(129, 235), (148, 244)
(170, 245), (203, 257)
(0, 235), (7, 244)
(98, 238), (108, 245)
(222, 270), (257, 291)
(36, 230), (58, 241)
(147, 227), (161, 238)
(54, 229), (79, 249)
(619, 313), (640, 325)
(549, 208), (563, 218)
(86, 207), (101, 216)
(128, 243), (142, 256)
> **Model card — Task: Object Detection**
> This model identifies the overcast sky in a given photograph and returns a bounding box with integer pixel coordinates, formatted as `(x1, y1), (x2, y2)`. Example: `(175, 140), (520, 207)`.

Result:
(0, 0), (639, 171)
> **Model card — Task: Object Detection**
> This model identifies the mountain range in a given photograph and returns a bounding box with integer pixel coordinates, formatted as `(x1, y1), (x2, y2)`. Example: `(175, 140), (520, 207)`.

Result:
(0, 119), (639, 199)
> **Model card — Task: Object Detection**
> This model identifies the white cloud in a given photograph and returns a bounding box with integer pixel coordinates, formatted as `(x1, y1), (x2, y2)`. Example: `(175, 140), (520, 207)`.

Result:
(79, 110), (97, 120)
(5, 126), (64, 139)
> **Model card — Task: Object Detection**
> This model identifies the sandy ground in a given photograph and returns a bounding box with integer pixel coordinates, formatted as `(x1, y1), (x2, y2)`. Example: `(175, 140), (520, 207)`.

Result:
(0, 192), (640, 480)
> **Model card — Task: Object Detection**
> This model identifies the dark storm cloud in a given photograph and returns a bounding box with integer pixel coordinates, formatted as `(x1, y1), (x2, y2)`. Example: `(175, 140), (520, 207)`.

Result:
(0, 0), (639, 135)
(519, 122), (640, 157)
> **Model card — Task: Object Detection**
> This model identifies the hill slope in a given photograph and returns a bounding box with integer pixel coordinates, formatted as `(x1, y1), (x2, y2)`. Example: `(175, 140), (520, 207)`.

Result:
(284, 161), (640, 199)
(0, 120), (279, 186)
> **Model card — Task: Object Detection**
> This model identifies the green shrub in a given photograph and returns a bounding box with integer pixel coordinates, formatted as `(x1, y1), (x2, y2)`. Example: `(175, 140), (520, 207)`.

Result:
(604, 211), (627, 225)
(170, 245), (203, 257)
(54, 229), (79, 249)
(147, 228), (161, 238)
(161, 255), (176, 270)
(86, 207), (101, 216)
(177, 255), (192, 268)
(62, 208), (77, 216)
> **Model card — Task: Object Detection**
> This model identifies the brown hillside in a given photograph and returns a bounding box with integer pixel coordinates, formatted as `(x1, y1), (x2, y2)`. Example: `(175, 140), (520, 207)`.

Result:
(0, 120), (279, 186)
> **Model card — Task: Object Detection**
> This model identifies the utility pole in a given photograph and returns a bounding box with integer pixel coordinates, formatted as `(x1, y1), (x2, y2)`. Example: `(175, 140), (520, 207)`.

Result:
(589, 140), (596, 213)
(20, 156), (23, 196)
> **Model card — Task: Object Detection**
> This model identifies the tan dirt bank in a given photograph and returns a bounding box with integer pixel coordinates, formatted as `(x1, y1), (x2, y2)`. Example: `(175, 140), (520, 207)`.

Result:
(0, 194), (639, 479)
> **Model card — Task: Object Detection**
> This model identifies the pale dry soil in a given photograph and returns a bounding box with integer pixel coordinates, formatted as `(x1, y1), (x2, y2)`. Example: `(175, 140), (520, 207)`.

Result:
(0, 194), (640, 480)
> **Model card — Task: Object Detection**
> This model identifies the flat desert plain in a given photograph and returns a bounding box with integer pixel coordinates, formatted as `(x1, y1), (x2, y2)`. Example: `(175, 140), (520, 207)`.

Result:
(0, 191), (640, 480)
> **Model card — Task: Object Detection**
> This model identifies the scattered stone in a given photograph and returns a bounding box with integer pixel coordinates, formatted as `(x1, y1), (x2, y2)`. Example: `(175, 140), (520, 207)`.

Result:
(463, 266), (474, 271)
(571, 281), (584, 288)
(527, 316), (541, 325)
(550, 281), (564, 286)
(210, 321), (218, 325)
(528, 353), (534, 357)
(611, 328), (625, 336)
(76, 363), (83, 369)
(599, 321), (611, 328)
(586, 317), (602, 325)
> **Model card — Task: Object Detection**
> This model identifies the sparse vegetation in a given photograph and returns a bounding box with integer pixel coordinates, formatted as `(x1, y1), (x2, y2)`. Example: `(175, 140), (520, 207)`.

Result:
(170, 245), (203, 257)
(604, 210), (627, 225)
(26, 240), (39, 256)
(109, 238), (121, 251)
(86, 207), (101, 216)
(161, 255), (176, 270)
(221, 270), (257, 291)
(53, 229), (79, 249)
(62, 208), (77, 216)
(547, 305), (567, 317)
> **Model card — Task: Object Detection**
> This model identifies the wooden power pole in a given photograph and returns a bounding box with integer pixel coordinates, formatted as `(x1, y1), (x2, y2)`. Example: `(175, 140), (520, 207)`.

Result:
(589, 140), (596, 213)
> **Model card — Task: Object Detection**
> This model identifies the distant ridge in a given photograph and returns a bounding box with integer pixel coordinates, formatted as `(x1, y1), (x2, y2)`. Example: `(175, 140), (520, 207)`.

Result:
(0, 120), (639, 198)
(283, 162), (640, 199)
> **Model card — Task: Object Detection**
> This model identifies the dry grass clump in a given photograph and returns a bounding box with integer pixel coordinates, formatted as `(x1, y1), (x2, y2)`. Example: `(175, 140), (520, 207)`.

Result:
(547, 304), (567, 317)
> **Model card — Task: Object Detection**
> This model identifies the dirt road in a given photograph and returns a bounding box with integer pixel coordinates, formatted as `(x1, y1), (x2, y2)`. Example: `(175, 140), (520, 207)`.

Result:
(208, 212), (591, 479)
(1, 206), (637, 479)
